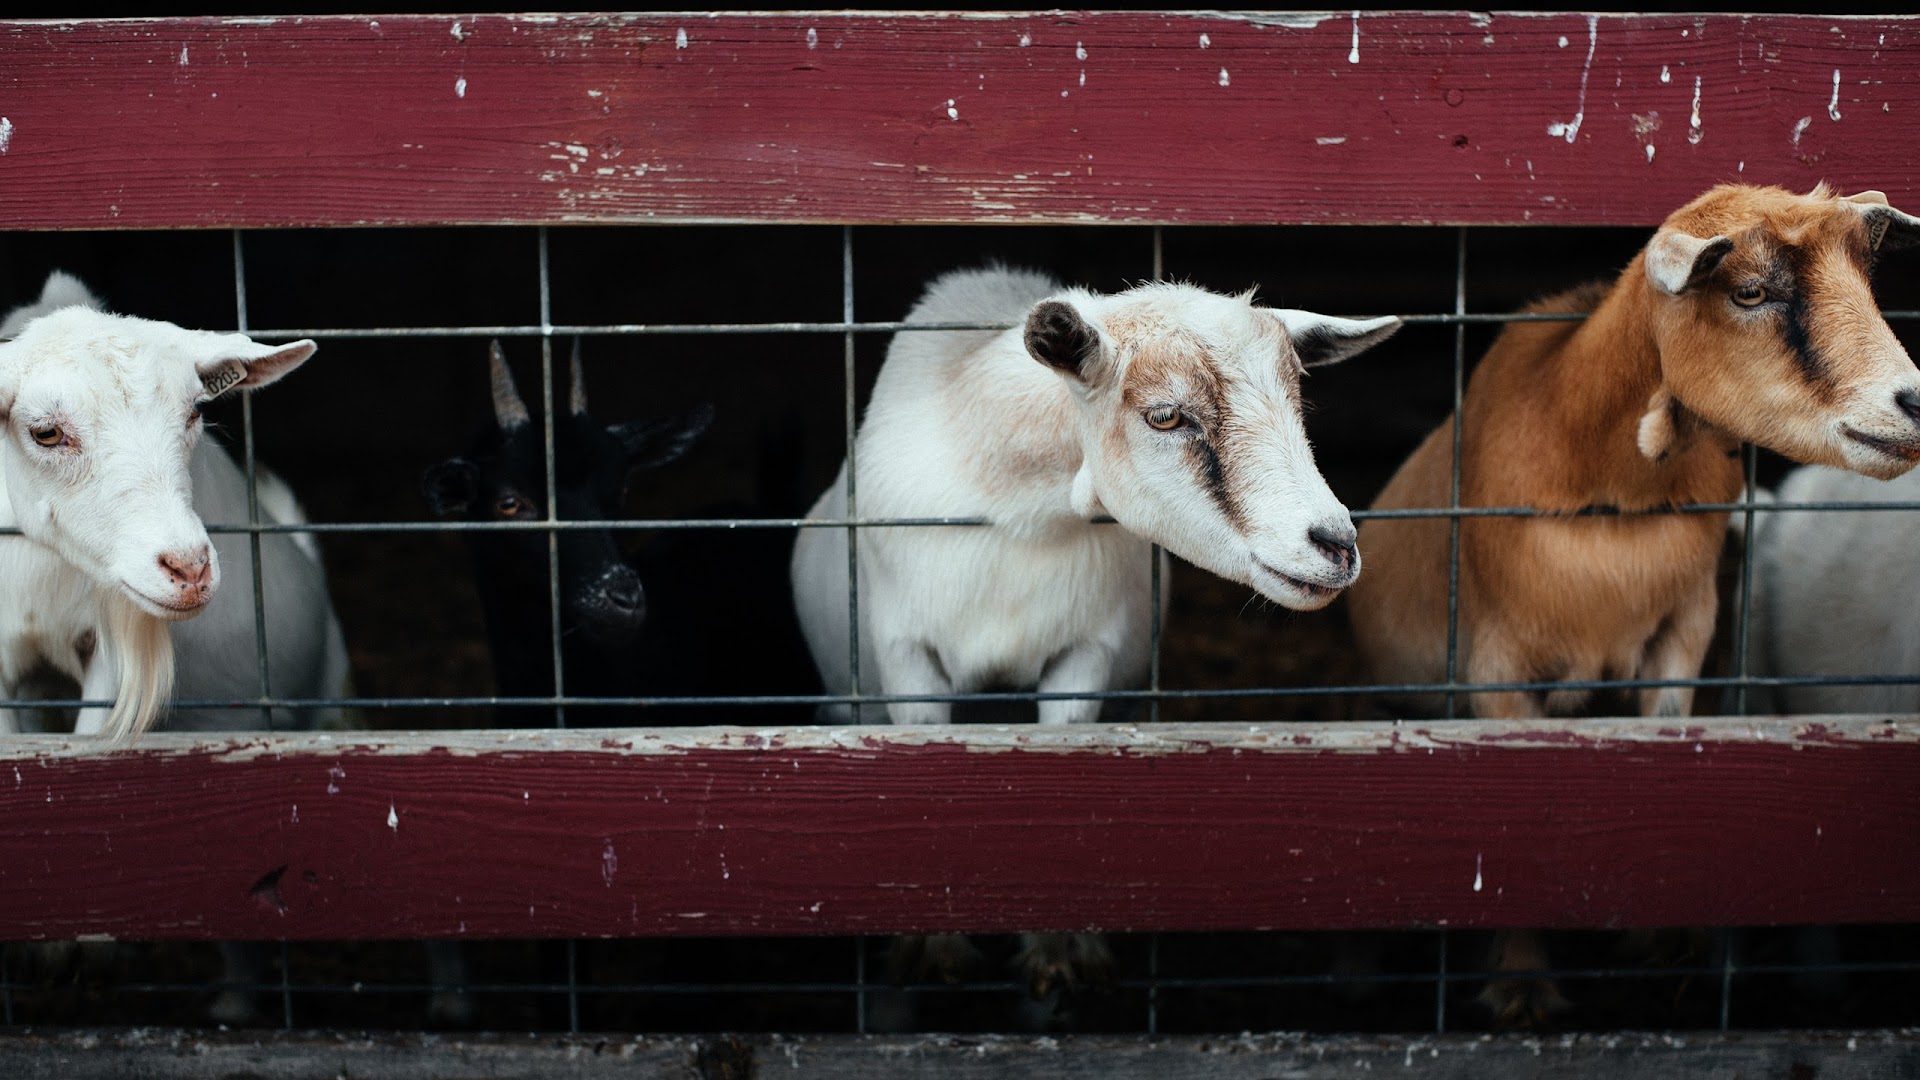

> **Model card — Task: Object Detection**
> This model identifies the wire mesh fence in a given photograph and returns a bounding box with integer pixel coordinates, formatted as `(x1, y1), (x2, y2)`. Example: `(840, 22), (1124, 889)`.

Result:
(0, 218), (1915, 1038)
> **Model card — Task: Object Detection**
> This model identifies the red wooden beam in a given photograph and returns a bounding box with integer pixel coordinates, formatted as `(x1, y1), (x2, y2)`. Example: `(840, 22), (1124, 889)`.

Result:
(0, 13), (1916, 229)
(0, 718), (1913, 941)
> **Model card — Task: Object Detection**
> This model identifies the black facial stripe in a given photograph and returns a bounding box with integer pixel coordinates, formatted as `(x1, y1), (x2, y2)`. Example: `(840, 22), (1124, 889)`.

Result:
(1780, 289), (1826, 385)
(1186, 436), (1244, 530)
(1773, 245), (1830, 389)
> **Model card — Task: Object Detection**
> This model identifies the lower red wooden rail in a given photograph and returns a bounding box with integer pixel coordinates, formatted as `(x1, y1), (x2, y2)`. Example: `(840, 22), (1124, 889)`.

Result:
(0, 718), (1913, 941)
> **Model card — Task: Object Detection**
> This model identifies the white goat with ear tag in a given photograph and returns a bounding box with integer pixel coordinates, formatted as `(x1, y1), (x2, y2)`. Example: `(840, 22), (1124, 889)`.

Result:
(0, 271), (344, 740)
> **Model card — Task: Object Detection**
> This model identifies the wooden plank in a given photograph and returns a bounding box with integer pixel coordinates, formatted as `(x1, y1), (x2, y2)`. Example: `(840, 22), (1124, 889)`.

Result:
(2, 1028), (1916, 1080)
(1, 13), (1917, 228)
(0, 718), (1914, 941)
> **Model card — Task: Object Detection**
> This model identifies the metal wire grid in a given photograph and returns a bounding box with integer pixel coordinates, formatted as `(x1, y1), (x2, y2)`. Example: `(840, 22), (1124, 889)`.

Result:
(2, 223), (1918, 1035)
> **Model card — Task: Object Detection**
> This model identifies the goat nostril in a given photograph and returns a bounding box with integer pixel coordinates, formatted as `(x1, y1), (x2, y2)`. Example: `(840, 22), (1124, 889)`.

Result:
(1898, 388), (1920, 425)
(606, 579), (644, 613)
(1307, 525), (1358, 571)
(158, 550), (213, 591)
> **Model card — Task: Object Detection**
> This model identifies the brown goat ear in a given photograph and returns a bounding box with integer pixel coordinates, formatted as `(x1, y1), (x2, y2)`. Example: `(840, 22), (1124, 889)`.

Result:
(1645, 230), (1735, 295)
(1024, 299), (1105, 382)
(1842, 190), (1920, 253)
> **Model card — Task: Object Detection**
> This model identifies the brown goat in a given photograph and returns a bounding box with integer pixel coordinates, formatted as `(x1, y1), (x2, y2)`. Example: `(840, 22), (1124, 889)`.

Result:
(1346, 182), (1920, 1024)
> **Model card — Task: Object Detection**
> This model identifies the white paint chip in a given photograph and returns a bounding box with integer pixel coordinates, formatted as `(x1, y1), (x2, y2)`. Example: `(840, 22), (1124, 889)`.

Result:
(1792, 114), (1813, 146)
(1199, 33), (1210, 49)
(1349, 10), (1361, 64)
(179, 46), (189, 66)
(450, 20), (464, 41)
(454, 76), (467, 98)
(1688, 75), (1703, 144)
(1473, 853), (1484, 892)
(1660, 64), (1670, 84)
(386, 804), (398, 831)
(1316, 135), (1347, 145)
(1829, 69), (1843, 121)
(675, 27), (688, 49)
(0, 117), (12, 155)
(1645, 144), (1657, 162)
(601, 839), (618, 886)
(1018, 33), (1030, 48)
(1558, 35), (1569, 48)
(946, 98), (958, 120)
(806, 27), (817, 49)
(1218, 67), (1230, 87)
(1546, 15), (1598, 143)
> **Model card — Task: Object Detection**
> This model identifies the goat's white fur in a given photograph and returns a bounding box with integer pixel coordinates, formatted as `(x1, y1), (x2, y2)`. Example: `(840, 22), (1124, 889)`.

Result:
(0, 272), (341, 738)
(792, 266), (1394, 728)
(1747, 465), (1920, 714)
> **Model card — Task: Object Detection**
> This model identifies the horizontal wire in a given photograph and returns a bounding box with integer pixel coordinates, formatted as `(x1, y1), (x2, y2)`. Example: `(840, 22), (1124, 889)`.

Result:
(22, 958), (1919, 1000)
(210, 308), (1920, 341)
(0, 498), (1904, 540)
(9, 669), (1919, 713)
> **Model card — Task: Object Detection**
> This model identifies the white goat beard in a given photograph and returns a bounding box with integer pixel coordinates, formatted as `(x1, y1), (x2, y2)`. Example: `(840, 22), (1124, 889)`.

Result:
(103, 595), (175, 741)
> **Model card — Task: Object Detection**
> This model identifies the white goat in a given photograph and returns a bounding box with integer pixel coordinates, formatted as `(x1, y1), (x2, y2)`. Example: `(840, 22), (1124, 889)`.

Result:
(793, 266), (1398, 726)
(791, 266), (1398, 998)
(1748, 465), (1920, 714)
(0, 272), (345, 737)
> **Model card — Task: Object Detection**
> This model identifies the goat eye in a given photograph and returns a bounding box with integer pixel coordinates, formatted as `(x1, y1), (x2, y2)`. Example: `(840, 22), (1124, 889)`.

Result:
(1144, 406), (1184, 431)
(495, 495), (524, 518)
(28, 425), (62, 448)
(1732, 284), (1768, 307)
(187, 405), (203, 426)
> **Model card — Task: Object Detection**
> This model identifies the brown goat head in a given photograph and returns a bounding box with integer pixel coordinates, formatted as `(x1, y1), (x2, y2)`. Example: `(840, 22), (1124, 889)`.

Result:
(1642, 182), (1920, 479)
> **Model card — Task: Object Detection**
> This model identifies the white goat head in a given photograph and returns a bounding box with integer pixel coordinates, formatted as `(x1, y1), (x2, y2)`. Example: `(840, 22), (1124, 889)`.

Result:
(1642, 183), (1920, 480)
(0, 274), (316, 620)
(1025, 283), (1398, 610)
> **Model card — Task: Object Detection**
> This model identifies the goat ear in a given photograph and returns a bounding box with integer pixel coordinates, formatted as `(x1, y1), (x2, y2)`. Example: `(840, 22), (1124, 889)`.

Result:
(1645, 230), (1735, 295)
(1842, 190), (1920, 253)
(1024, 299), (1107, 383)
(421, 458), (479, 515)
(614, 403), (715, 470)
(195, 338), (318, 399)
(1269, 310), (1402, 369)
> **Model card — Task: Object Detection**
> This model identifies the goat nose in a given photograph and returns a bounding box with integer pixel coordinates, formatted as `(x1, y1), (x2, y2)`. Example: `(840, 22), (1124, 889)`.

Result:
(1897, 388), (1920, 426)
(605, 575), (644, 615)
(157, 547), (213, 595)
(1308, 523), (1359, 574)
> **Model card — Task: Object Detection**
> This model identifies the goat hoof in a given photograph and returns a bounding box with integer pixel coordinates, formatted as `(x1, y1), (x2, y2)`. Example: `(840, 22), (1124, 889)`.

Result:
(1015, 933), (1116, 1001)
(1477, 977), (1572, 1030)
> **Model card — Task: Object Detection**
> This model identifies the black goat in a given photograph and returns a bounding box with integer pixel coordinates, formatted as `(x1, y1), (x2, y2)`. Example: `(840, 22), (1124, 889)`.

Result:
(423, 340), (815, 727)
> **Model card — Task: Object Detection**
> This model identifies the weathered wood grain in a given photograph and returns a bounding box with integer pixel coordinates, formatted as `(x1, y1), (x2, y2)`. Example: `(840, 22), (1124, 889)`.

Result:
(0, 13), (1916, 228)
(0, 718), (1912, 941)
(2, 1028), (1916, 1080)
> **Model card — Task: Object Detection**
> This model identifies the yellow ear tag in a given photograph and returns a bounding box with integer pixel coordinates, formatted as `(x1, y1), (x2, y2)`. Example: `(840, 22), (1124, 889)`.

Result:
(201, 362), (246, 401)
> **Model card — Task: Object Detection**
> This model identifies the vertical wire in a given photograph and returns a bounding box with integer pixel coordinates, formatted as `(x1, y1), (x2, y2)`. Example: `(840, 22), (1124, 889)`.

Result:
(279, 940), (293, 1030)
(1733, 444), (1760, 715)
(842, 226), (862, 712)
(1433, 930), (1448, 1033)
(538, 228), (567, 729)
(1149, 225), (1165, 725)
(567, 938), (581, 1033)
(1717, 927), (1736, 1031)
(232, 231), (275, 732)
(854, 936), (868, 1035)
(1444, 228), (1467, 720)
(1145, 932), (1160, 1037)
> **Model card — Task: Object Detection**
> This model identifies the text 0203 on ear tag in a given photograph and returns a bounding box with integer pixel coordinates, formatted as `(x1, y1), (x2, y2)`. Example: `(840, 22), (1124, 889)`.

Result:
(201, 363), (246, 400)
